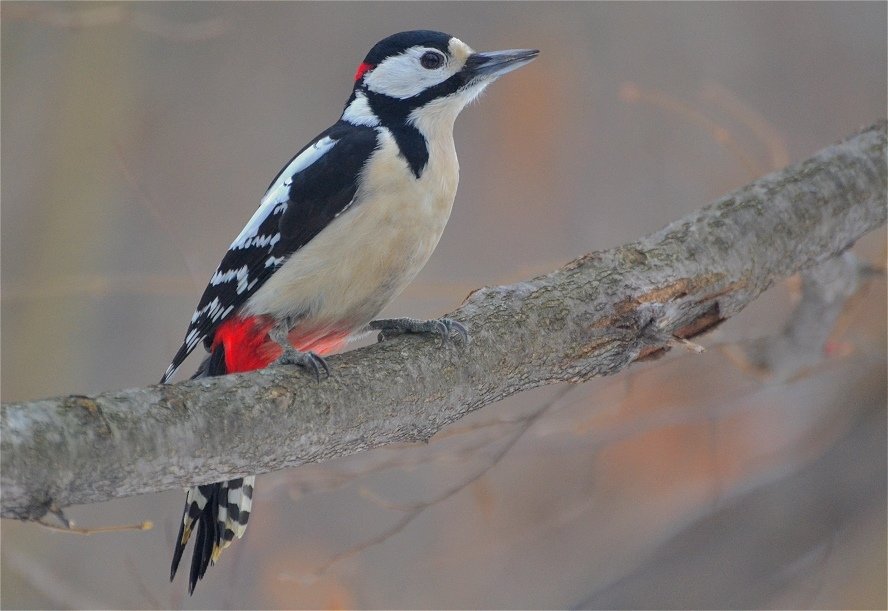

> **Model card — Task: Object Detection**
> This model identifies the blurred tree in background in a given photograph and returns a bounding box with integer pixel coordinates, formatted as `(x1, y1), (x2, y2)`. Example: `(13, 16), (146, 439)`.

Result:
(2, 3), (885, 609)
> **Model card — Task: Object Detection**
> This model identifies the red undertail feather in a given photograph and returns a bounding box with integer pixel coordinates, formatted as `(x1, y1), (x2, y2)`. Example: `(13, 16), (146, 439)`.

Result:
(286, 327), (349, 357)
(211, 316), (278, 373)
(173, 317), (348, 593)
(212, 315), (349, 375)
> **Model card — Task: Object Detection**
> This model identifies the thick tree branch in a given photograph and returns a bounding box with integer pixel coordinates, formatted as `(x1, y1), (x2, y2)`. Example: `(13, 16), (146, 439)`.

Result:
(2, 121), (885, 520)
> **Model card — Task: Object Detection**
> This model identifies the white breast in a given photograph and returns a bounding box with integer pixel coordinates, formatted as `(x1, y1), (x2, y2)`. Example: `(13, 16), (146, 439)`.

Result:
(244, 128), (459, 335)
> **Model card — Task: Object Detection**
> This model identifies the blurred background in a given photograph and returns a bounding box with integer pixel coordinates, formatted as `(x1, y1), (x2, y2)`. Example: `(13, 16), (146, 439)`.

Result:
(2, 2), (885, 608)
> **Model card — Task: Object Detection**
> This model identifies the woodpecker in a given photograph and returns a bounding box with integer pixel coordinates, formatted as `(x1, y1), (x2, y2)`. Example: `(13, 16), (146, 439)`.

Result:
(162, 30), (538, 593)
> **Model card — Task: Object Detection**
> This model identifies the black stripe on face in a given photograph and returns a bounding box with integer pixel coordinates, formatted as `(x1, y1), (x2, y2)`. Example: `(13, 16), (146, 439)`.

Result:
(364, 55), (478, 113)
(361, 58), (481, 178)
(409, 67), (477, 106)
(364, 78), (467, 177)
(363, 90), (428, 178)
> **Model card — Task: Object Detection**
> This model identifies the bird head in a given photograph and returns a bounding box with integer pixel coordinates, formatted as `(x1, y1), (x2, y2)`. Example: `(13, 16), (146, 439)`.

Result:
(343, 30), (538, 133)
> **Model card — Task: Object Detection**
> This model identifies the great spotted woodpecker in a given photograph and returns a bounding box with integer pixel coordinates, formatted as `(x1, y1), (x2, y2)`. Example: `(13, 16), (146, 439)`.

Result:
(162, 30), (538, 593)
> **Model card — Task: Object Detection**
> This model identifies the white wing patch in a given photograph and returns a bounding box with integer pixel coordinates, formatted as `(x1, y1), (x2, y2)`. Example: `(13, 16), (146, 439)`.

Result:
(160, 135), (341, 385)
(230, 136), (337, 249)
(206, 266), (254, 296)
(183, 295), (232, 342)
(210, 265), (247, 287)
(185, 328), (201, 350)
(234, 231), (281, 251)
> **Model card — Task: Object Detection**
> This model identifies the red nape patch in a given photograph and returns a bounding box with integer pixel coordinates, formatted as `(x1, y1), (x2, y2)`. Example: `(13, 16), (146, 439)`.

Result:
(212, 316), (278, 374)
(354, 62), (373, 81)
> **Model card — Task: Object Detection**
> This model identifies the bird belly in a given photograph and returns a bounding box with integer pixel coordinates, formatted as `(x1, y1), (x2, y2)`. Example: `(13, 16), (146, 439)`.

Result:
(244, 131), (458, 340)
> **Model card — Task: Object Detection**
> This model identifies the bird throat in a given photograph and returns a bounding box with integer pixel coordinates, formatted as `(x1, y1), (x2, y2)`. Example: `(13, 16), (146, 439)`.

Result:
(362, 90), (430, 179)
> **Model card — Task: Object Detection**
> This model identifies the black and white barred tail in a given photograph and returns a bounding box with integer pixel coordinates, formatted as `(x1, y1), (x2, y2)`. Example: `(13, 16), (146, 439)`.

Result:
(170, 476), (254, 593)
(168, 344), (255, 594)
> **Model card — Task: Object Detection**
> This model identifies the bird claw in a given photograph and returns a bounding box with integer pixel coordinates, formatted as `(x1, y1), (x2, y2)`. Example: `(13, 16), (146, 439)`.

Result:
(273, 347), (330, 382)
(441, 318), (469, 345)
(369, 317), (469, 347)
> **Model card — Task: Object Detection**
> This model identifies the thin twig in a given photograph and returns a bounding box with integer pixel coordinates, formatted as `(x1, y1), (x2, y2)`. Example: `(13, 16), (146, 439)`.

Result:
(35, 518), (154, 536)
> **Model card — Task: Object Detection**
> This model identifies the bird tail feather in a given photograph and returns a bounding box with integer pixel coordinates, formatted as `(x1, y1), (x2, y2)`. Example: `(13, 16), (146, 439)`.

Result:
(167, 316), (348, 594)
(168, 340), (257, 595)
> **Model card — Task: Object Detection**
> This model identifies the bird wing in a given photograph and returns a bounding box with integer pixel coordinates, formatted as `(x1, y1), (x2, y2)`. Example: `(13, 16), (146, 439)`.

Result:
(161, 122), (379, 383)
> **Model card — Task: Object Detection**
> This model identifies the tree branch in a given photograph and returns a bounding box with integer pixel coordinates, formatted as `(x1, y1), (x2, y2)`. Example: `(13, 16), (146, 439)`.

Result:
(2, 120), (885, 520)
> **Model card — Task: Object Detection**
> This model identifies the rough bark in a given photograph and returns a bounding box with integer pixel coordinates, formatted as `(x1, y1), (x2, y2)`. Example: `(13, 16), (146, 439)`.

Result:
(2, 121), (885, 520)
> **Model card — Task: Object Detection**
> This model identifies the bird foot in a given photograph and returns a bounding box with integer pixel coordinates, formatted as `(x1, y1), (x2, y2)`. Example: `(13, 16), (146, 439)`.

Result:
(367, 317), (469, 346)
(272, 346), (330, 382)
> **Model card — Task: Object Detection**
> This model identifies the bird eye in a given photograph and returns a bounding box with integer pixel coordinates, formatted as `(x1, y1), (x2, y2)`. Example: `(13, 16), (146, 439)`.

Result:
(420, 51), (444, 70)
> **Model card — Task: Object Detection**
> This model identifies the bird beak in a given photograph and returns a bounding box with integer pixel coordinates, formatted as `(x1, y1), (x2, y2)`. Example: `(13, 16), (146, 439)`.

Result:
(464, 48), (539, 80)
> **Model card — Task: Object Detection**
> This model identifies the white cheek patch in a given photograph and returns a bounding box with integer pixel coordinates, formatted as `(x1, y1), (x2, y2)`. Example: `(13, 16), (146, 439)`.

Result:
(364, 46), (460, 99)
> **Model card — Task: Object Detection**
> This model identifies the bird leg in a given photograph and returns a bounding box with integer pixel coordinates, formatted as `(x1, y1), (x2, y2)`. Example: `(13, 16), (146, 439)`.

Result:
(367, 317), (469, 346)
(269, 319), (330, 381)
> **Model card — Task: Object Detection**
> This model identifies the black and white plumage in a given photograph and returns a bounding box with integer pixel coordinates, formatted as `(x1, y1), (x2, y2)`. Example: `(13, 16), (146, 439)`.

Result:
(160, 122), (378, 384)
(162, 30), (537, 594)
